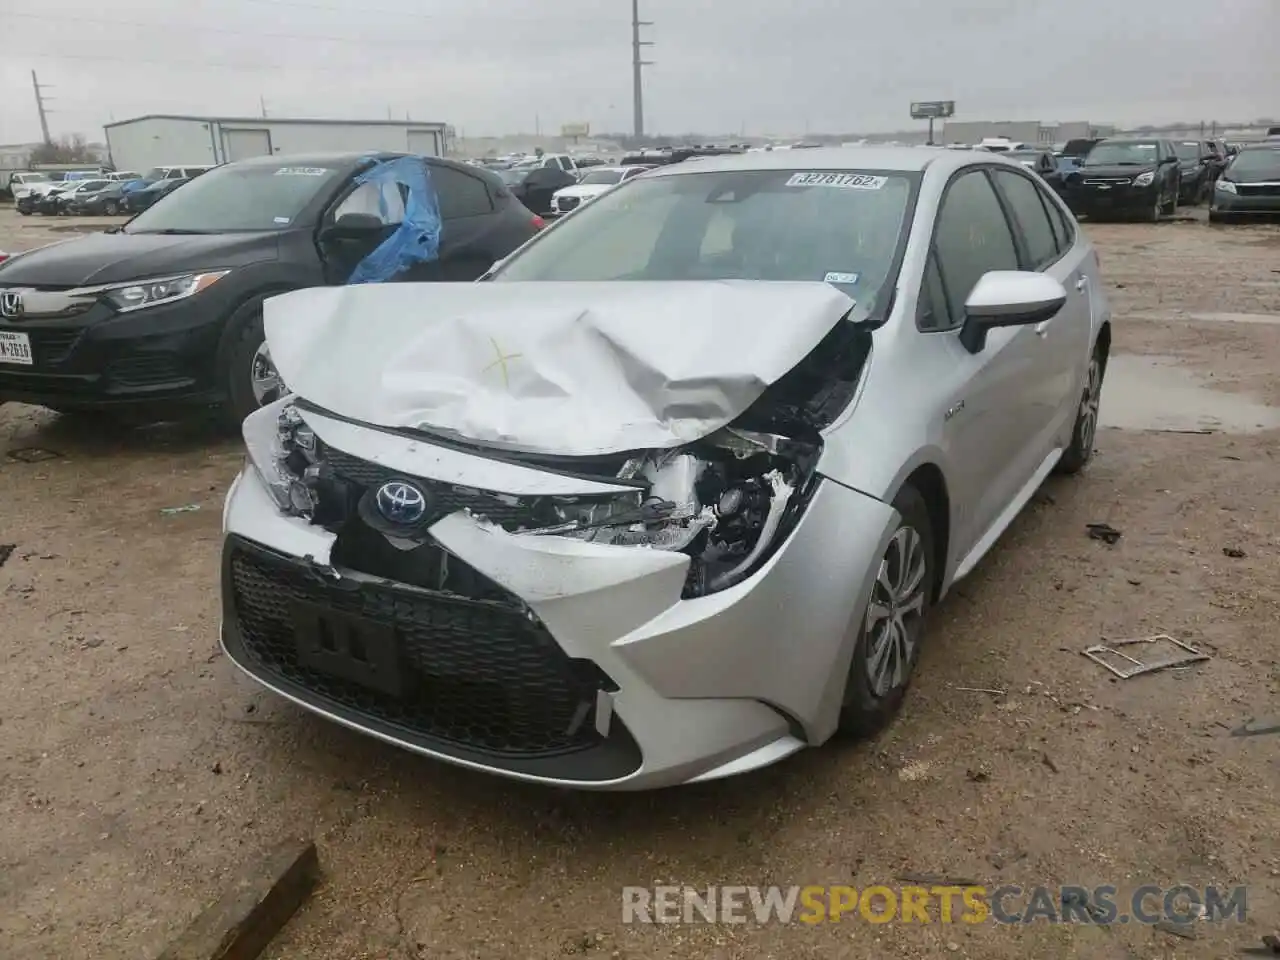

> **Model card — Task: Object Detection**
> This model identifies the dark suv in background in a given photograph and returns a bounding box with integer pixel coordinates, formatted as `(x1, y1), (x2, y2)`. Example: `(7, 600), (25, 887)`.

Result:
(0, 153), (543, 424)
(1063, 138), (1182, 220)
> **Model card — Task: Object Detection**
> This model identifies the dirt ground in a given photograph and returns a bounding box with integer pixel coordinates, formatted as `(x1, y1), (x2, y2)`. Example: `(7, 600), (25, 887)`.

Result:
(1, 207), (1278, 960)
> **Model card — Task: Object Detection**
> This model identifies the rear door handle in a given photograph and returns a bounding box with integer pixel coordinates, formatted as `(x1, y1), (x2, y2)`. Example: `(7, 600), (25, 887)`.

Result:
(1075, 277), (1088, 291)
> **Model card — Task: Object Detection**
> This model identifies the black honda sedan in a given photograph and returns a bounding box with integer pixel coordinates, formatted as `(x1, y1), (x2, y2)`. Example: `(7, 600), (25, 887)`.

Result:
(0, 153), (544, 424)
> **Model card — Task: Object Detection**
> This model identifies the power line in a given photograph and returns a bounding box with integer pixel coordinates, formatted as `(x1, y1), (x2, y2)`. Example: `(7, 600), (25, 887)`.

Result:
(20, 50), (391, 73)
(3, 10), (427, 47)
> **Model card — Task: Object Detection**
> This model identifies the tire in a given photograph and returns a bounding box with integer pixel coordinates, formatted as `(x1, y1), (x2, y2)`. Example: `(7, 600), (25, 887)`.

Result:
(1146, 194), (1162, 222)
(837, 484), (935, 738)
(104, 200), (119, 216)
(221, 293), (289, 427)
(1161, 184), (1177, 216)
(1209, 210), (1232, 225)
(1055, 344), (1106, 475)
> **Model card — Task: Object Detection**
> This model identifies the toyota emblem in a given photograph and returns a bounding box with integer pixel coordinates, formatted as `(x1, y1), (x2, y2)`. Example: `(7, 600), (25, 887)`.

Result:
(0, 291), (22, 320)
(374, 480), (430, 525)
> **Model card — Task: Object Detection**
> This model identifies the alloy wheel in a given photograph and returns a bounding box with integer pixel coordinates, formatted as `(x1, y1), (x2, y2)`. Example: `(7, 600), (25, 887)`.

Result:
(863, 525), (928, 698)
(250, 342), (286, 406)
(1078, 357), (1102, 454)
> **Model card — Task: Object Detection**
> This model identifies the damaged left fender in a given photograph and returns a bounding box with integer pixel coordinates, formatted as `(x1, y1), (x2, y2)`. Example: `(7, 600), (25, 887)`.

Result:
(430, 475), (900, 744)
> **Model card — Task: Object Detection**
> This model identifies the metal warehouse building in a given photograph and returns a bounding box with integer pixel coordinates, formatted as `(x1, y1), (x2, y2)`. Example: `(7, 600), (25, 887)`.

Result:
(103, 115), (448, 174)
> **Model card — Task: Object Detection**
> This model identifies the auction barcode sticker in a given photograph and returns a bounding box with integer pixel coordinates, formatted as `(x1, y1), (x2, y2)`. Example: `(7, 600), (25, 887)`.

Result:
(786, 172), (886, 189)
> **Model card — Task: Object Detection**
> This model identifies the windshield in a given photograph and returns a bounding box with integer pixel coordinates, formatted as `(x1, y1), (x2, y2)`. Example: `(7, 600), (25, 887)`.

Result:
(1228, 148), (1280, 179)
(77, 180), (110, 192)
(1006, 152), (1041, 162)
(17, 173), (49, 183)
(142, 167), (174, 181)
(1174, 142), (1202, 160)
(492, 168), (915, 307)
(1084, 141), (1159, 166)
(124, 162), (345, 233)
(579, 169), (626, 185)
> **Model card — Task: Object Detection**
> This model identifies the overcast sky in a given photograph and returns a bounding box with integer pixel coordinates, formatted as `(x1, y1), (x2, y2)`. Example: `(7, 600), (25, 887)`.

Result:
(1, 0), (1276, 143)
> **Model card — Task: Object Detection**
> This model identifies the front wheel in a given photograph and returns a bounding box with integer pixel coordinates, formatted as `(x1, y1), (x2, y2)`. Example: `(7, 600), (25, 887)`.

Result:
(221, 294), (290, 427)
(104, 199), (119, 216)
(838, 485), (935, 738)
(1055, 345), (1106, 475)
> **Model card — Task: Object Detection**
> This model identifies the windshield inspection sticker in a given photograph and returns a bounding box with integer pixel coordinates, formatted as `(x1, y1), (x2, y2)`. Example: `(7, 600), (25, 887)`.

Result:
(273, 216), (291, 224)
(786, 172), (886, 189)
(274, 167), (330, 177)
(824, 271), (859, 284)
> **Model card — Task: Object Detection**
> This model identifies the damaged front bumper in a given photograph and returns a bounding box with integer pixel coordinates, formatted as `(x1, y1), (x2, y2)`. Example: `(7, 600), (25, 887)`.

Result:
(219, 409), (898, 790)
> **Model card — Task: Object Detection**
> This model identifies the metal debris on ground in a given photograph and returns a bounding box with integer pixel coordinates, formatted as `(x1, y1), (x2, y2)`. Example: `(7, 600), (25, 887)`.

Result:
(1081, 634), (1211, 679)
(160, 504), (202, 515)
(5, 447), (62, 463)
(1086, 522), (1123, 544)
(951, 685), (1007, 696)
(1230, 718), (1280, 738)
(1155, 919), (1201, 940)
(0, 544), (14, 569)
(1223, 546), (1247, 558)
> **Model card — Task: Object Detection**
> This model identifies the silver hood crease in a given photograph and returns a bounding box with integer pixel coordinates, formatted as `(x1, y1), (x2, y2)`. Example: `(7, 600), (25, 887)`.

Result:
(263, 280), (856, 456)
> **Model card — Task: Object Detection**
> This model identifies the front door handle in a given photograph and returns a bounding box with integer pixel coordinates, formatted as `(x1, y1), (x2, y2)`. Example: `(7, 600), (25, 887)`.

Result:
(1075, 277), (1088, 292)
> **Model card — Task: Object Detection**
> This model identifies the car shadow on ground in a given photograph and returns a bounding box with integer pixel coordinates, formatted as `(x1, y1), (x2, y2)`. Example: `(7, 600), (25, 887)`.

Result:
(1, 403), (240, 461)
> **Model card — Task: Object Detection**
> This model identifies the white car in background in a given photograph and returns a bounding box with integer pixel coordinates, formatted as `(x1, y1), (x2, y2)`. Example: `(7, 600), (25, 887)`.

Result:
(550, 165), (652, 216)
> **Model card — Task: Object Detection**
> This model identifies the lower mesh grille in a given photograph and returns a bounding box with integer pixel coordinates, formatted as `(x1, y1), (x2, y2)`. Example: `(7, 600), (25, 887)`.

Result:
(226, 538), (607, 758)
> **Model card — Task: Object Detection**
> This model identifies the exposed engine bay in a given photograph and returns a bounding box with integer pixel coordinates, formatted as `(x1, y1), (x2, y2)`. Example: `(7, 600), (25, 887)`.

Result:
(254, 322), (870, 601)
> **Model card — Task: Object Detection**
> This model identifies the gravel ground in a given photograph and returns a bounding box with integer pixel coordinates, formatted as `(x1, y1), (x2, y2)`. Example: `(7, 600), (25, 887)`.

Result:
(1, 207), (1279, 960)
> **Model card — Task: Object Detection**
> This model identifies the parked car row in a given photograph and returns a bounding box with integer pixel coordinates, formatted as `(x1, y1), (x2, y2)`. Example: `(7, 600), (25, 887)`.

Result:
(12, 164), (213, 216)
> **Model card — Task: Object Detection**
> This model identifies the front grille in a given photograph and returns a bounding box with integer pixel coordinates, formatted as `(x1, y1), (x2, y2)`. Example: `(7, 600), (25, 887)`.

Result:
(1237, 184), (1280, 197)
(322, 447), (533, 527)
(106, 354), (187, 388)
(1082, 178), (1132, 186)
(227, 538), (609, 758)
(557, 195), (581, 212)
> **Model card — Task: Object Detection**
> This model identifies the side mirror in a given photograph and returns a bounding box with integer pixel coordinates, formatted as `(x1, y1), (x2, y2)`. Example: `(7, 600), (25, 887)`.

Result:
(321, 212), (385, 241)
(958, 271), (1068, 354)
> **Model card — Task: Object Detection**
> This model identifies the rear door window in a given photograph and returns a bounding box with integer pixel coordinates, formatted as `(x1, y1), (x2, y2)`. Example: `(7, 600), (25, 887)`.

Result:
(992, 169), (1059, 270)
(429, 165), (494, 220)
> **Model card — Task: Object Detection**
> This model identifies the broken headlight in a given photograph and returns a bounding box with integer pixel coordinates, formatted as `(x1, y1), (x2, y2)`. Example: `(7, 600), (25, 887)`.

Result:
(242, 395), (319, 517)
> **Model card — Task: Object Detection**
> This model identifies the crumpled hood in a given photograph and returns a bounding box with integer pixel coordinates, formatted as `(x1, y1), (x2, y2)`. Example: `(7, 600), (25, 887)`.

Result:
(264, 280), (856, 456)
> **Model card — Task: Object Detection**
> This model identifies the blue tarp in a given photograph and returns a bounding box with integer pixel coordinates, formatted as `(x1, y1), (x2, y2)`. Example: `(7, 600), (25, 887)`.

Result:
(346, 156), (442, 285)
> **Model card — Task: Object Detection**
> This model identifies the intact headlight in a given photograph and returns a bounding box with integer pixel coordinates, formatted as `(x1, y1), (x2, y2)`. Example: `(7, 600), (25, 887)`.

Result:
(1132, 171), (1155, 187)
(103, 270), (229, 313)
(242, 395), (318, 517)
(1215, 179), (1237, 194)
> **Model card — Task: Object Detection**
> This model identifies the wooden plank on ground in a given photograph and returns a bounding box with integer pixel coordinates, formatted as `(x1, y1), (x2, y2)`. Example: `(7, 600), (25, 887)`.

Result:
(155, 838), (319, 960)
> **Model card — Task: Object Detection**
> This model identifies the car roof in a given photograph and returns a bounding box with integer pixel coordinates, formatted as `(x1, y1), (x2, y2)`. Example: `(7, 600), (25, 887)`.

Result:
(230, 151), (401, 171)
(642, 145), (992, 179)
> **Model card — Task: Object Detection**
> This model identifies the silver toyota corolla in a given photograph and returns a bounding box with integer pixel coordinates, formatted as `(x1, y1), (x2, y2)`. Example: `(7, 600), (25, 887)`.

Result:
(220, 147), (1110, 790)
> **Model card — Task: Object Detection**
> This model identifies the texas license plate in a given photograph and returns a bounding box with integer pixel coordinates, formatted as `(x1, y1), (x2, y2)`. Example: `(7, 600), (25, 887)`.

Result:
(0, 330), (32, 366)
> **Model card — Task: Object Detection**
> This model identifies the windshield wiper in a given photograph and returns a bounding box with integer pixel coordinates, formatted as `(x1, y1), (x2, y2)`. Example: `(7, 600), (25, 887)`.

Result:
(130, 228), (211, 235)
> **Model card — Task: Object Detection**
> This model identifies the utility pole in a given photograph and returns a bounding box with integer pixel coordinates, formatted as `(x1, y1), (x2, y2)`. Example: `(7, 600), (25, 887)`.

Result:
(260, 95), (268, 118)
(31, 70), (53, 145)
(631, 0), (654, 139)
